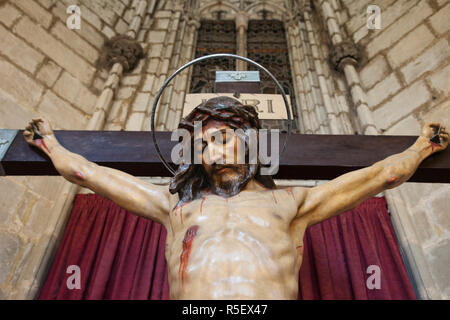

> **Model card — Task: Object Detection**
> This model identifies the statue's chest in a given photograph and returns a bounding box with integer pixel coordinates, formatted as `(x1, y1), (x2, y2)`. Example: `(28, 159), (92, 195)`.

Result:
(169, 190), (297, 232)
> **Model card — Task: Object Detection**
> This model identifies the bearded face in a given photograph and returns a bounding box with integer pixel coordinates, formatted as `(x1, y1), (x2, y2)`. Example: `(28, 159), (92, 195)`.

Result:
(205, 163), (254, 197)
(170, 96), (275, 203)
(196, 120), (256, 197)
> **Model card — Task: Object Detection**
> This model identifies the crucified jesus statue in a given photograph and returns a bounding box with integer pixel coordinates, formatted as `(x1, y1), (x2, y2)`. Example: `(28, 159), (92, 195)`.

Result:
(24, 97), (448, 300)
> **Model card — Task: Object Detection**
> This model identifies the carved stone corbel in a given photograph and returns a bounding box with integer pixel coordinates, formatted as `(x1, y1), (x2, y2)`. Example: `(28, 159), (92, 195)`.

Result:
(284, 11), (303, 29)
(187, 17), (201, 30)
(183, 10), (201, 30)
(302, 0), (313, 13)
(97, 35), (144, 73)
(330, 40), (360, 71)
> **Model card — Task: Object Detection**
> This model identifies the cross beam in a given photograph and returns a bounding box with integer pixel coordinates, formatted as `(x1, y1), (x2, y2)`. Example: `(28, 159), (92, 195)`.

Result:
(1, 129), (449, 182)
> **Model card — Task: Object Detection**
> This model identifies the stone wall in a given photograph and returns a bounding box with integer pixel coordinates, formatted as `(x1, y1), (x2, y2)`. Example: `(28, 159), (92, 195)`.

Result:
(0, 0), (134, 299)
(340, 0), (450, 299)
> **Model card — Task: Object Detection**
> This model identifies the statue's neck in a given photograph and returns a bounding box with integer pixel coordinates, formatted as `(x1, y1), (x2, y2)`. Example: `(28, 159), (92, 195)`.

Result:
(200, 178), (268, 200)
(175, 178), (270, 209)
(242, 178), (270, 192)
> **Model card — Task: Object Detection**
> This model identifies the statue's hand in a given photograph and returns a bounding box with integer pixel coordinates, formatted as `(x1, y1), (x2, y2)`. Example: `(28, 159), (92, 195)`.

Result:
(23, 117), (56, 154)
(420, 122), (449, 153)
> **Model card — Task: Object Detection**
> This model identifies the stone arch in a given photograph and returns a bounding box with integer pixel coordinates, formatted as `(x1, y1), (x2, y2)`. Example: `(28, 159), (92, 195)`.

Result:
(196, 0), (289, 21)
(197, 1), (240, 20)
(244, 1), (288, 21)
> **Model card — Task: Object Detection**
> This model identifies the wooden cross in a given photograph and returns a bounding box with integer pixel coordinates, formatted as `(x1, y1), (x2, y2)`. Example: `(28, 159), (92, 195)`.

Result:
(1, 72), (449, 182)
(1, 129), (449, 182)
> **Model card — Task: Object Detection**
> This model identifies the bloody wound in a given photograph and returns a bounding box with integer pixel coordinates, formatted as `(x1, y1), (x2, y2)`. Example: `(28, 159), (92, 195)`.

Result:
(179, 225), (200, 288)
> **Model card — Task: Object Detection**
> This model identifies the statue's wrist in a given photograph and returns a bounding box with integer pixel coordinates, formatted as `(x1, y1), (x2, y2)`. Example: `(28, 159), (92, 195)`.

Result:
(40, 135), (63, 156)
(410, 136), (433, 158)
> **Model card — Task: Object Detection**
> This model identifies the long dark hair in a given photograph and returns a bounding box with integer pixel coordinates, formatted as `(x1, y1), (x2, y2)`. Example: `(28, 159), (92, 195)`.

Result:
(169, 96), (275, 203)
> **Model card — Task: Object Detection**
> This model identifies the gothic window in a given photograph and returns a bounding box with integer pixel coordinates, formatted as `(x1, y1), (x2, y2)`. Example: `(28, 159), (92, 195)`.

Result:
(189, 20), (236, 93)
(247, 20), (298, 131)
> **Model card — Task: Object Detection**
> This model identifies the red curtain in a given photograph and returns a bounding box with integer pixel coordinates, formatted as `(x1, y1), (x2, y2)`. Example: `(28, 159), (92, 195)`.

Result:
(38, 194), (416, 300)
(298, 197), (416, 299)
(39, 194), (169, 299)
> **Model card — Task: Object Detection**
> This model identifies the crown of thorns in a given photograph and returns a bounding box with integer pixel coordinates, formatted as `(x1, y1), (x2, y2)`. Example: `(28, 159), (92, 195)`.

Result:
(179, 98), (261, 133)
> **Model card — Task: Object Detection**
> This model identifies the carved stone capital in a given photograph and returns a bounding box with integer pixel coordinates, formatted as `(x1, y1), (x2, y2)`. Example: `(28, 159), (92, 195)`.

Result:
(183, 10), (201, 29)
(98, 35), (144, 73)
(330, 41), (360, 71)
(301, 0), (313, 13)
(284, 11), (302, 28)
(235, 11), (249, 30)
(186, 17), (201, 29)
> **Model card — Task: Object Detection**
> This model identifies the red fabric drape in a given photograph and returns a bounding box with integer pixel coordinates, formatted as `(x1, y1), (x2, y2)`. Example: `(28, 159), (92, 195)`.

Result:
(298, 197), (416, 299)
(39, 194), (169, 299)
(39, 194), (416, 300)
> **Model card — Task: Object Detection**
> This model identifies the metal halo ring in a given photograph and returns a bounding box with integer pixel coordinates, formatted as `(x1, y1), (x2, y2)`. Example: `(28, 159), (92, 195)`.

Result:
(151, 53), (292, 175)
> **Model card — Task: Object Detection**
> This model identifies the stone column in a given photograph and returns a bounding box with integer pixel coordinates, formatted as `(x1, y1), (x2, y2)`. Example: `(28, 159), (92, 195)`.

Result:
(170, 15), (201, 129)
(316, 0), (378, 135)
(91, 35), (144, 130)
(297, 10), (329, 133)
(303, 4), (342, 134)
(152, 13), (200, 131)
(294, 20), (321, 133)
(283, 1), (355, 135)
(235, 11), (249, 71)
(145, 11), (184, 130)
(284, 14), (312, 133)
(157, 14), (200, 130)
(330, 41), (378, 135)
(90, 0), (147, 130)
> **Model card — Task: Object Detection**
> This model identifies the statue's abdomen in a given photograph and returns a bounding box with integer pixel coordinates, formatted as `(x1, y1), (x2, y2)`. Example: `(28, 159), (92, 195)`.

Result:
(170, 226), (298, 300)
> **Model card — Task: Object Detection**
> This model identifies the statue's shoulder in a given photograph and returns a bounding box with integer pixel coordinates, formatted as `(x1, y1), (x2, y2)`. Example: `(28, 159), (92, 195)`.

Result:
(273, 186), (309, 205)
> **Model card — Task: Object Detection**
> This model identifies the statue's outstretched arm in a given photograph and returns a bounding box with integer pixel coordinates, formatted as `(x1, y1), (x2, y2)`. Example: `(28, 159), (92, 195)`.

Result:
(295, 123), (448, 227)
(23, 117), (172, 226)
